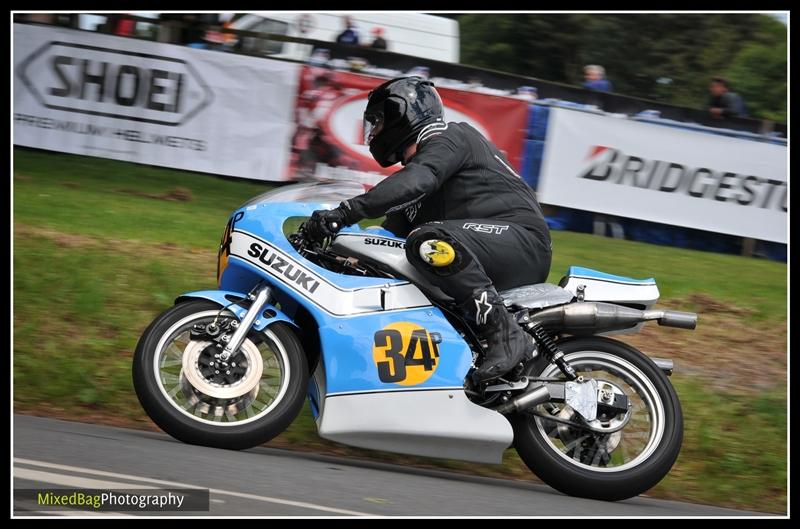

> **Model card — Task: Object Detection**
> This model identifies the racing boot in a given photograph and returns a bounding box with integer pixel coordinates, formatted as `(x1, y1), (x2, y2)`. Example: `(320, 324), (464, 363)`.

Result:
(460, 287), (535, 384)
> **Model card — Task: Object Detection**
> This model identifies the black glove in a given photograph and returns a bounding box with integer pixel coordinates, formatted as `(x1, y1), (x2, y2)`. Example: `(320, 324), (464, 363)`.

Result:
(305, 204), (350, 242)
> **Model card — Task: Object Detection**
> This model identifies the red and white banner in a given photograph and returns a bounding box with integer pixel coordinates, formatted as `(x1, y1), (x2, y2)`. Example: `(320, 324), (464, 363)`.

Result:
(286, 66), (529, 185)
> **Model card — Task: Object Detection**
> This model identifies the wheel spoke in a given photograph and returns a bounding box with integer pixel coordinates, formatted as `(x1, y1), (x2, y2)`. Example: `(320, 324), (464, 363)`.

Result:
(623, 430), (651, 440)
(545, 421), (559, 438)
(161, 357), (183, 368)
(259, 380), (278, 397)
(150, 312), (295, 428)
(620, 439), (633, 463)
(161, 372), (181, 385)
(165, 343), (185, 359)
(591, 446), (607, 466)
(529, 350), (669, 474)
(562, 433), (590, 457)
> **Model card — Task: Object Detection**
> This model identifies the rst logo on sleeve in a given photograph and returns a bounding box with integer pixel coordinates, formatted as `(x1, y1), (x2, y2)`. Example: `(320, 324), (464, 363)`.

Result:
(16, 42), (214, 126)
(462, 223), (509, 235)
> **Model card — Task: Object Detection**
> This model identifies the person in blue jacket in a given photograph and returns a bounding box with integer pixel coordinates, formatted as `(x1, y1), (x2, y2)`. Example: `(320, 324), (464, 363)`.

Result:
(335, 16), (360, 46)
(583, 64), (614, 92)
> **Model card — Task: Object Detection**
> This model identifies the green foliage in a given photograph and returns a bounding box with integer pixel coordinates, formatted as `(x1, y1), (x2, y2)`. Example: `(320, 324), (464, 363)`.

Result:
(653, 377), (787, 513)
(727, 41), (787, 122)
(458, 13), (786, 121)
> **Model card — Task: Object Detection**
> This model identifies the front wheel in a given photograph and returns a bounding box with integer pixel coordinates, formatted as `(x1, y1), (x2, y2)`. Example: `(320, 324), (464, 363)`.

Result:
(511, 336), (683, 501)
(133, 300), (308, 450)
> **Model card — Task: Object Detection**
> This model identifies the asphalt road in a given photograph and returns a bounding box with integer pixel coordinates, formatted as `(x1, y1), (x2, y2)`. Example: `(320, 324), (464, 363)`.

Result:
(13, 415), (767, 517)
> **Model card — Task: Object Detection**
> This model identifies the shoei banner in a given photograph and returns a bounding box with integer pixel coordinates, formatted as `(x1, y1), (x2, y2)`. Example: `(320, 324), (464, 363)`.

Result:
(286, 65), (529, 185)
(13, 23), (299, 181)
(537, 107), (787, 243)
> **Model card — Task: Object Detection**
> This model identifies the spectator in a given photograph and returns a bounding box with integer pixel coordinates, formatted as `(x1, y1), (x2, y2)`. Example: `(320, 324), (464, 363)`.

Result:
(98, 14), (121, 34)
(335, 16), (360, 46)
(370, 27), (387, 50)
(176, 14), (203, 46)
(308, 48), (331, 67)
(54, 14), (80, 29)
(173, 14), (220, 48)
(465, 76), (483, 91)
(158, 13), (183, 43)
(114, 14), (136, 37)
(708, 76), (748, 119)
(24, 14), (55, 25)
(583, 64), (614, 92)
(407, 66), (431, 79)
(513, 85), (538, 102)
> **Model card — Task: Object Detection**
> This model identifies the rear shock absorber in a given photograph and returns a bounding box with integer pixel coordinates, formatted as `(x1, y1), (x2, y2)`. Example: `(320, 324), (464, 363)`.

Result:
(522, 318), (578, 381)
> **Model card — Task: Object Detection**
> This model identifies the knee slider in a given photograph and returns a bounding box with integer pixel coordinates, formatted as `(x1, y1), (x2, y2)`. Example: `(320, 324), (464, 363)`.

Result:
(406, 227), (472, 275)
(418, 239), (455, 267)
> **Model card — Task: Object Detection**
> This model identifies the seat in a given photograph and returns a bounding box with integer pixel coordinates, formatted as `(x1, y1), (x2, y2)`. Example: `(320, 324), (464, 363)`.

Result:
(560, 266), (656, 286)
(499, 283), (574, 310)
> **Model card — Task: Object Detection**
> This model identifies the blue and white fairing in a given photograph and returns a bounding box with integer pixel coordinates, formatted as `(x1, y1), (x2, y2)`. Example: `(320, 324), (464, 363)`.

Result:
(199, 185), (513, 464)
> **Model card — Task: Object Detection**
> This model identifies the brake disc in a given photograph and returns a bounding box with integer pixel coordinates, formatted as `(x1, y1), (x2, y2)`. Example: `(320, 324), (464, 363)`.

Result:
(181, 339), (264, 400)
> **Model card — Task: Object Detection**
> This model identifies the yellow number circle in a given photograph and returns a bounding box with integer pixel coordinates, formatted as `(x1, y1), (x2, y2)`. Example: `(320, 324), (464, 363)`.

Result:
(372, 322), (440, 386)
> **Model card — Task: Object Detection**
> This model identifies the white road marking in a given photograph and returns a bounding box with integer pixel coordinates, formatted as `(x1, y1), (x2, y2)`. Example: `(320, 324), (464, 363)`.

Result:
(15, 467), (159, 490)
(14, 468), (162, 517)
(16, 510), (133, 517)
(14, 458), (374, 516)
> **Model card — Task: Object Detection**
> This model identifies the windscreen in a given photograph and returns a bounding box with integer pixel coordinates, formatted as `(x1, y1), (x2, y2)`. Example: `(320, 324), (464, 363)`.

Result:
(240, 181), (370, 208)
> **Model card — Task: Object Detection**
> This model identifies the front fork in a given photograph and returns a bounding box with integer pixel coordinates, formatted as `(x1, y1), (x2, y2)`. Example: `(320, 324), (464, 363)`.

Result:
(218, 285), (272, 361)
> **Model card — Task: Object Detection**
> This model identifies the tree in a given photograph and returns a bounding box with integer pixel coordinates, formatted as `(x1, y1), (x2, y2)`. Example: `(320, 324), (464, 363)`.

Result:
(457, 13), (786, 122)
(727, 42), (787, 122)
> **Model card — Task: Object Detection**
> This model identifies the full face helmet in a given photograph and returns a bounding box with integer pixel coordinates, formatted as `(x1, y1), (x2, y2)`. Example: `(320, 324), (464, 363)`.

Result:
(363, 76), (444, 167)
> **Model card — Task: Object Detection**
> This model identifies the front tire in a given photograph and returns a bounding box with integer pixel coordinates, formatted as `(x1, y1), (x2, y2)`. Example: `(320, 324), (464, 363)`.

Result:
(512, 336), (683, 501)
(133, 300), (308, 450)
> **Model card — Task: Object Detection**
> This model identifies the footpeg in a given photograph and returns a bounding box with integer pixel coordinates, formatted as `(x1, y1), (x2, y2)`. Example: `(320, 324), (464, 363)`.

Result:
(485, 377), (529, 393)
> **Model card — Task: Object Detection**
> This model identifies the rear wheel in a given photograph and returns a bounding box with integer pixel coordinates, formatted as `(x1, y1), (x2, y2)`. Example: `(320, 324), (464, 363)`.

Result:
(133, 300), (308, 449)
(511, 336), (683, 501)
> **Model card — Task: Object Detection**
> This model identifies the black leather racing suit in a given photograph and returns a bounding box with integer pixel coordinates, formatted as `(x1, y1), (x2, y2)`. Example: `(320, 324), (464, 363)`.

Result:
(342, 121), (552, 303)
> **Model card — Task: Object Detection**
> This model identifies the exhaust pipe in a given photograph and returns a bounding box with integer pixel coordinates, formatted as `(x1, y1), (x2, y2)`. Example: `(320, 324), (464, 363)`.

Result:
(493, 385), (551, 414)
(529, 302), (697, 332)
(646, 310), (697, 329)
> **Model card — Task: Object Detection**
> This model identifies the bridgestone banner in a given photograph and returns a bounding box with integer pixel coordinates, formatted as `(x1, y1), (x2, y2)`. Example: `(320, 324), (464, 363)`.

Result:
(537, 108), (787, 243)
(13, 23), (299, 181)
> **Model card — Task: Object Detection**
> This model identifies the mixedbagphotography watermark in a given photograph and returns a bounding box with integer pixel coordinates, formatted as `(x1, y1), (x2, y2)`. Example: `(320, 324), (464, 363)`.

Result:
(15, 488), (210, 512)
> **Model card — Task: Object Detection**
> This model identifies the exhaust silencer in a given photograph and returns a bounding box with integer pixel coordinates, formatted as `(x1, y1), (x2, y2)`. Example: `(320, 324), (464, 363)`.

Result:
(530, 302), (697, 333)
(648, 310), (697, 329)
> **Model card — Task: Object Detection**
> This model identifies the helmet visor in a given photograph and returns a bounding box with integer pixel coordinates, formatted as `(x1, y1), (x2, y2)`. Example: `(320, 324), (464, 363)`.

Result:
(363, 113), (384, 145)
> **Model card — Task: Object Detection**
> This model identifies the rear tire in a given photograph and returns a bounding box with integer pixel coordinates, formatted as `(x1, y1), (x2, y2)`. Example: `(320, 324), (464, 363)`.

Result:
(133, 300), (308, 450)
(512, 336), (683, 501)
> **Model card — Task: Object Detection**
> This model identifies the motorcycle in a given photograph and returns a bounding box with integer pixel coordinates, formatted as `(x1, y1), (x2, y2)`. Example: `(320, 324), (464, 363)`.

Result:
(133, 182), (697, 502)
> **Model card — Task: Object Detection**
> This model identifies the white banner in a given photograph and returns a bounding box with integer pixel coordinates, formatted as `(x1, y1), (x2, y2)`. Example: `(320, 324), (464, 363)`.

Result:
(13, 24), (299, 181)
(537, 107), (787, 243)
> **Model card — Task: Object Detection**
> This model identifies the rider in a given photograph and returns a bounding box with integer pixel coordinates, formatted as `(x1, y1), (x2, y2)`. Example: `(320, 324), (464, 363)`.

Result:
(306, 76), (552, 383)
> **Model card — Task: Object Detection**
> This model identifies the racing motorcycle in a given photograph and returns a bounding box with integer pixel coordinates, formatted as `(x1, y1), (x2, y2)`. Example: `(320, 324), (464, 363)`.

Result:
(133, 182), (697, 502)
